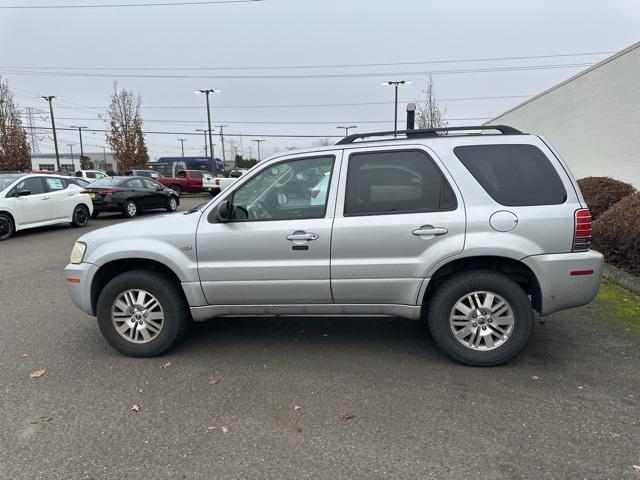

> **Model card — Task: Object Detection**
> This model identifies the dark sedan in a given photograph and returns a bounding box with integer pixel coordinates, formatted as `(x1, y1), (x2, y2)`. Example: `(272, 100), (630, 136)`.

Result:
(84, 176), (179, 218)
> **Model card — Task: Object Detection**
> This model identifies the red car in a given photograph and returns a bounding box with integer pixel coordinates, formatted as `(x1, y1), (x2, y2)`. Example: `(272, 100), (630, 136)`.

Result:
(156, 170), (213, 196)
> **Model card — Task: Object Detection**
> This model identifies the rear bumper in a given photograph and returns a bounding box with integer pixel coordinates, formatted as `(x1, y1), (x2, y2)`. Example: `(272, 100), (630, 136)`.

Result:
(64, 262), (99, 316)
(522, 250), (604, 315)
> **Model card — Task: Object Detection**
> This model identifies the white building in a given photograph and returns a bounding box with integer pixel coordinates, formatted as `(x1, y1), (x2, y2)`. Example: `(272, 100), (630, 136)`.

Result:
(488, 41), (640, 187)
(31, 151), (118, 174)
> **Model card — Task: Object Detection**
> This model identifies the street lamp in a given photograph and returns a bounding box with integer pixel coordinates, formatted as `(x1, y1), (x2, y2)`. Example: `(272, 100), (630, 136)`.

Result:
(383, 80), (411, 135)
(195, 89), (221, 174)
(70, 125), (87, 169)
(41, 95), (60, 170)
(251, 139), (266, 162)
(178, 138), (187, 157)
(337, 125), (357, 137)
(195, 129), (213, 157)
(67, 144), (74, 172)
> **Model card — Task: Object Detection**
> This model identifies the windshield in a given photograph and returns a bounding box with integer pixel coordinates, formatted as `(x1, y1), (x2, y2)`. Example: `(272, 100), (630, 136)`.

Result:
(90, 177), (125, 188)
(0, 175), (21, 193)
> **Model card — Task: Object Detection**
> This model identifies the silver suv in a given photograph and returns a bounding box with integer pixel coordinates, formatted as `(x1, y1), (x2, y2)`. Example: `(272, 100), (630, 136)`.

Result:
(65, 126), (603, 366)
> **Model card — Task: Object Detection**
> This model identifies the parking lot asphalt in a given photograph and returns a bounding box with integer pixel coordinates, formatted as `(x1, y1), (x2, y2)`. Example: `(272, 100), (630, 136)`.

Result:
(0, 195), (639, 480)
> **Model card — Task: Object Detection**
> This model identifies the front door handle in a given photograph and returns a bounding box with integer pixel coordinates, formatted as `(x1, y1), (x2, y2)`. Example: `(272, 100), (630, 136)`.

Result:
(41, 196), (50, 200)
(412, 226), (448, 236)
(286, 231), (319, 241)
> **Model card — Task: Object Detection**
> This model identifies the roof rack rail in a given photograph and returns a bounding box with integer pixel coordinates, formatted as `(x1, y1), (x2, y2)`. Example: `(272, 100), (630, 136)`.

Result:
(335, 124), (523, 145)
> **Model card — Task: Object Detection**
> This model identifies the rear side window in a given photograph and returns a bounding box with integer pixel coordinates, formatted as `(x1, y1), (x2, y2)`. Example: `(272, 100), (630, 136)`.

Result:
(45, 177), (66, 191)
(344, 150), (456, 216)
(454, 144), (566, 206)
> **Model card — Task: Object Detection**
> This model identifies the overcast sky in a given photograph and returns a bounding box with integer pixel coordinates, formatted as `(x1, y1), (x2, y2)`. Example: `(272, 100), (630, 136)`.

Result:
(1, 0), (639, 162)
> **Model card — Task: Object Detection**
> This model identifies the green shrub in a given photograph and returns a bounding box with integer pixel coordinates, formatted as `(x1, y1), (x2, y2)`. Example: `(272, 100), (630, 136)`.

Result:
(592, 192), (640, 276)
(577, 177), (635, 219)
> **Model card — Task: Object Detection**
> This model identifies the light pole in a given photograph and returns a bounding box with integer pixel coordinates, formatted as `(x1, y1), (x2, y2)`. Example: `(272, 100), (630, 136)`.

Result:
(41, 95), (60, 170)
(70, 125), (87, 169)
(337, 125), (357, 137)
(178, 138), (187, 157)
(383, 80), (411, 135)
(195, 129), (213, 157)
(195, 89), (221, 174)
(67, 144), (74, 172)
(102, 146), (107, 171)
(252, 139), (265, 162)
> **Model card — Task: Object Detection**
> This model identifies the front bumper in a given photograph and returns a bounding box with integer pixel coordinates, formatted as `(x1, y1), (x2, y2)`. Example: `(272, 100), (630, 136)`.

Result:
(64, 262), (99, 316)
(522, 250), (604, 315)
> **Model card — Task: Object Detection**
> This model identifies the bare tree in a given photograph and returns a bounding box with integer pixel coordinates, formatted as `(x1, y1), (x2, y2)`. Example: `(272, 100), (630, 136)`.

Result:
(0, 77), (31, 171)
(311, 137), (332, 147)
(416, 74), (447, 130)
(105, 81), (149, 172)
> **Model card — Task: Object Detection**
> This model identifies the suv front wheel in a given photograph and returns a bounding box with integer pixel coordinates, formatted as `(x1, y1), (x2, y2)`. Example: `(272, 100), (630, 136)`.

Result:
(96, 270), (190, 357)
(427, 270), (533, 366)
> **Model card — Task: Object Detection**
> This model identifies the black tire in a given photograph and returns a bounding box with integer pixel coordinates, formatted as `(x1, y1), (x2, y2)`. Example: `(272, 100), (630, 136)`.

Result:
(427, 270), (533, 366)
(96, 270), (190, 357)
(171, 185), (182, 197)
(0, 212), (14, 241)
(166, 195), (178, 212)
(209, 187), (221, 197)
(122, 199), (138, 218)
(91, 211), (100, 219)
(71, 204), (90, 227)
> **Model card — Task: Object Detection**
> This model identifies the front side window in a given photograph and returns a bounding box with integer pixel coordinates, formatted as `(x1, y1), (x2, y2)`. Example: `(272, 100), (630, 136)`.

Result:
(231, 156), (334, 221)
(454, 144), (567, 206)
(14, 177), (45, 196)
(95, 172), (107, 179)
(344, 150), (456, 216)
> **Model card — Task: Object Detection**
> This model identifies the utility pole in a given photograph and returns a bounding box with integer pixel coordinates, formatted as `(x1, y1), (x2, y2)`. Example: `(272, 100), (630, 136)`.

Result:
(102, 146), (107, 170)
(215, 124), (228, 167)
(70, 125), (87, 169)
(337, 125), (357, 137)
(195, 89), (220, 174)
(178, 138), (187, 157)
(383, 80), (411, 135)
(252, 139), (266, 162)
(41, 96), (60, 170)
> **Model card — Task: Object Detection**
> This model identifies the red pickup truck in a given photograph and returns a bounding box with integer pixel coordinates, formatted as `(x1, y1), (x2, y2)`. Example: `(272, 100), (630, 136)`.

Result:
(156, 170), (213, 196)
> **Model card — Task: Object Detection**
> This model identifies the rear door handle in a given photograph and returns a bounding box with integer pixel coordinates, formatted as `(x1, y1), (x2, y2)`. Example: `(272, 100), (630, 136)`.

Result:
(41, 196), (50, 200)
(412, 226), (448, 236)
(286, 231), (319, 241)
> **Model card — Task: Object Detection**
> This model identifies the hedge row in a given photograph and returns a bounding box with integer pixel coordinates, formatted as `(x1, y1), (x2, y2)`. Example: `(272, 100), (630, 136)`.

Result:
(578, 177), (638, 275)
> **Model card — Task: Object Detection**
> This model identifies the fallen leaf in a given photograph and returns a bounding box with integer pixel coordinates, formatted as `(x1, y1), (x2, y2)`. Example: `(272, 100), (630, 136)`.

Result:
(221, 426), (229, 433)
(138, 389), (143, 393)
(20, 354), (29, 358)
(632, 465), (640, 471)
(161, 361), (171, 369)
(29, 416), (53, 425)
(30, 369), (46, 379)
(338, 412), (355, 421)
(131, 404), (140, 412)
(531, 376), (539, 380)
(609, 432), (620, 438)
(209, 372), (219, 385)
(294, 405), (301, 411)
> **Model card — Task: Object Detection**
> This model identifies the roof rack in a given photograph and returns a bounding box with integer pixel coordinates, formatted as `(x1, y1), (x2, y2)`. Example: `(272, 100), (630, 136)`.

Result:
(335, 125), (523, 145)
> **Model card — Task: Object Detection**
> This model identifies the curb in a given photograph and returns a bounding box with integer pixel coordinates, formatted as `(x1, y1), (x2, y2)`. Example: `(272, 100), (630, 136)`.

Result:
(603, 263), (640, 295)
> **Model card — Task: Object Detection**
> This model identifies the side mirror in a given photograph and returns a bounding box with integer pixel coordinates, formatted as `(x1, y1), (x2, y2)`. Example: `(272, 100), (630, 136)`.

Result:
(216, 200), (230, 223)
(156, 185), (164, 191)
(17, 190), (31, 197)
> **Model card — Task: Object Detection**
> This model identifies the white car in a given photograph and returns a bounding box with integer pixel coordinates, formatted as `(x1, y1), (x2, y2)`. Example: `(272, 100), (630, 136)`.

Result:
(208, 169), (248, 196)
(0, 173), (93, 240)
(75, 170), (108, 180)
(310, 171), (330, 205)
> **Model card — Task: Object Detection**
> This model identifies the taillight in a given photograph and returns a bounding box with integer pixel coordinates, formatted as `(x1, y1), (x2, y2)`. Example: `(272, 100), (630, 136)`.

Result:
(573, 208), (591, 252)
(98, 189), (117, 196)
(310, 188), (320, 199)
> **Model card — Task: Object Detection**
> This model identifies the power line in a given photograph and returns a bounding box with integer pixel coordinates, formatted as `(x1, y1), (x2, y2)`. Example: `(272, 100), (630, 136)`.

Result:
(16, 94), (535, 111)
(0, 0), (262, 9)
(0, 62), (595, 79)
(0, 51), (612, 71)
(26, 116), (492, 124)
(28, 126), (344, 138)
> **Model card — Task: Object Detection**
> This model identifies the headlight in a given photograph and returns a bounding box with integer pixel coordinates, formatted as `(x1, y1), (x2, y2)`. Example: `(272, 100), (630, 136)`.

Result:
(70, 241), (87, 264)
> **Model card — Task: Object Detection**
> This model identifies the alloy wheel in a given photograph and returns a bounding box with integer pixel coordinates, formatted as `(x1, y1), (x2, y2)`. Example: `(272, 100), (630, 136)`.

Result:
(449, 291), (515, 351)
(111, 289), (164, 344)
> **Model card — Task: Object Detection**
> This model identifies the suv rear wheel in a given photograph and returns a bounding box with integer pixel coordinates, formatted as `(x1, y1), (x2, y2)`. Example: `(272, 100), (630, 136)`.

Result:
(427, 270), (533, 366)
(96, 270), (189, 357)
(0, 213), (14, 241)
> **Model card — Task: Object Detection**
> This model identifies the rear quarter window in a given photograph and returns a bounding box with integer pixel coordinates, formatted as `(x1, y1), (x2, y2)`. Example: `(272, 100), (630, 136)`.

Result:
(453, 144), (567, 206)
